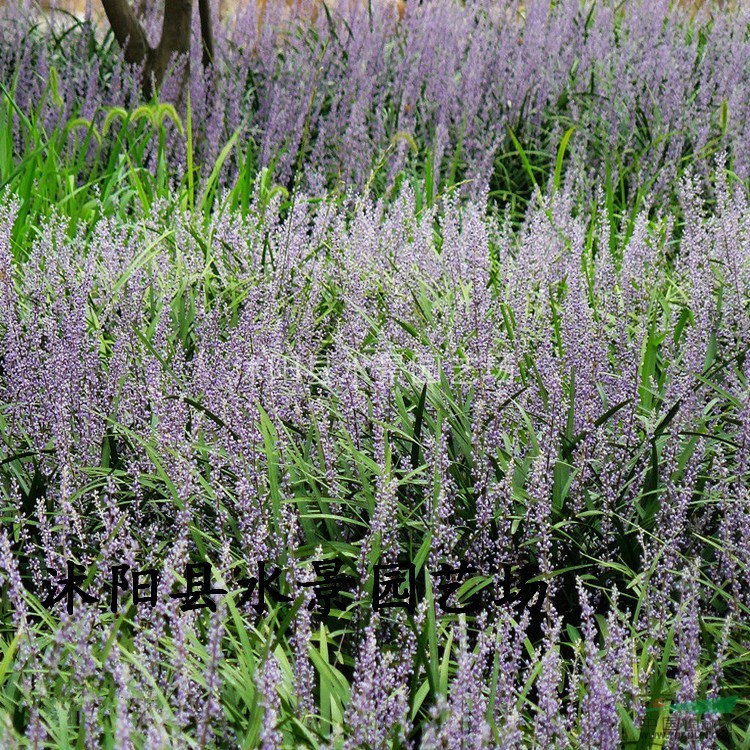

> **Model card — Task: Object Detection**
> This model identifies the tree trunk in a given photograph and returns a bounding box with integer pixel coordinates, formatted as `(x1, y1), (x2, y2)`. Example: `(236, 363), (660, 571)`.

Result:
(198, 0), (214, 68)
(144, 0), (193, 99)
(100, 0), (206, 101)
(100, 0), (150, 64)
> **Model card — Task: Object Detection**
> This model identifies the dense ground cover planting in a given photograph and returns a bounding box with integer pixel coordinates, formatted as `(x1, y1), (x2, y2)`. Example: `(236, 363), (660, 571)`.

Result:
(1, 0), (750, 747)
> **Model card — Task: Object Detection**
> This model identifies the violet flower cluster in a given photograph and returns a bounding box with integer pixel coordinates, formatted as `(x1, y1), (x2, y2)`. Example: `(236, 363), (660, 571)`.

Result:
(2, 0), (749, 199)
(0, 169), (746, 745)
